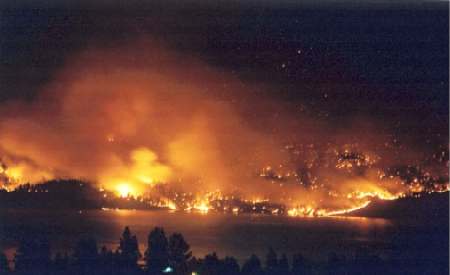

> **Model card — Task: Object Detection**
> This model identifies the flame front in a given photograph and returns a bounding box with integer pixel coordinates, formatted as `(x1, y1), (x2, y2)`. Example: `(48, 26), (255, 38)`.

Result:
(0, 40), (447, 216)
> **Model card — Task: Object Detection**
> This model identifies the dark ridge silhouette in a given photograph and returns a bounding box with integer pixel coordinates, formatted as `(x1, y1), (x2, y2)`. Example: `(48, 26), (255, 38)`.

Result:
(0, 225), (447, 275)
(346, 192), (449, 220)
(1, 179), (448, 221)
(0, 179), (159, 210)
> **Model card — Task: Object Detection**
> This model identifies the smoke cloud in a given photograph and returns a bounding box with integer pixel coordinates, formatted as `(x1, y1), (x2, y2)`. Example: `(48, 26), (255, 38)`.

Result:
(0, 38), (447, 211)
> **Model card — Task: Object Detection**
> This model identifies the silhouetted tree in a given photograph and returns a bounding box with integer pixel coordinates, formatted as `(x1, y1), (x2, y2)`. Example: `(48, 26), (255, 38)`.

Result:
(73, 237), (99, 274)
(278, 253), (289, 274)
(118, 226), (141, 269)
(186, 256), (201, 274)
(241, 254), (262, 275)
(291, 253), (305, 275)
(265, 247), (278, 275)
(53, 252), (69, 272)
(0, 224), (418, 275)
(14, 235), (50, 272)
(221, 256), (240, 275)
(98, 246), (117, 274)
(0, 252), (9, 273)
(327, 252), (343, 275)
(168, 232), (192, 274)
(200, 252), (221, 275)
(145, 227), (169, 274)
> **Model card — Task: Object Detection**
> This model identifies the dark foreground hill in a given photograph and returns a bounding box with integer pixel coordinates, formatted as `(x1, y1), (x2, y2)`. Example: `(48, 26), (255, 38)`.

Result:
(0, 179), (157, 210)
(346, 192), (449, 220)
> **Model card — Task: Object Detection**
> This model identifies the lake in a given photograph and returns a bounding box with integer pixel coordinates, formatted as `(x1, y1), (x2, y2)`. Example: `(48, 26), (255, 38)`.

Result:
(0, 209), (447, 267)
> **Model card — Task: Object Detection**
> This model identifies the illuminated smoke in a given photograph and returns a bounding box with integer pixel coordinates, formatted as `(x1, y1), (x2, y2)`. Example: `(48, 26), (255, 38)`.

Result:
(0, 39), (288, 195)
(0, 38), (447, 212)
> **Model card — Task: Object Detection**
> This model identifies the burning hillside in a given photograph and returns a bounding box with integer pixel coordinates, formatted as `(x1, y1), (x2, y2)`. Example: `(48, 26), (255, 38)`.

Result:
(0, 39), (448, 217)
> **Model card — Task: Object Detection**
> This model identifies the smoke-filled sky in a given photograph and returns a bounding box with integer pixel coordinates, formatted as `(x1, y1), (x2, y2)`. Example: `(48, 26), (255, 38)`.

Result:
(1, 0), (448, 128)
(0, 0), (448, 210)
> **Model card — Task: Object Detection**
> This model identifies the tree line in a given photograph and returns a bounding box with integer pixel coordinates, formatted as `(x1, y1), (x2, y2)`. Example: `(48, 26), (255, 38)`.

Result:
(0, 226), (445, 275)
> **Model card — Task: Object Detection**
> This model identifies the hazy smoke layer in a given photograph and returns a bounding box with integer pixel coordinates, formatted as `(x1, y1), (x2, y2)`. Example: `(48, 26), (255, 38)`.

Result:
(0, 40), (290, 193)
(0, 39), (447, 210)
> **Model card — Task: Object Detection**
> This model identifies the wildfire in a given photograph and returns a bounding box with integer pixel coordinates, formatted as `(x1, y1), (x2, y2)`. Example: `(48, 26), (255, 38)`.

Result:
(0, 39), (447, 222)
(325, 200), (372, 216)
(0, 162), (53, 191)
(166, 200), (178, 210)
(193, 201), (210, 213)
(5, 166), (22, 181)
(116, 183), (134, 198)
(158, 198), (178, 210)
(287, 206), (318, 217)
(346, 190), (401, 201)
(286, 200), (374, 217)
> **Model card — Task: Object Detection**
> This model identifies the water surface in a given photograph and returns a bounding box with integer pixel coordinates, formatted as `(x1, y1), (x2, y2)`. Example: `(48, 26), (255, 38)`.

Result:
(0, 209), (446, 265)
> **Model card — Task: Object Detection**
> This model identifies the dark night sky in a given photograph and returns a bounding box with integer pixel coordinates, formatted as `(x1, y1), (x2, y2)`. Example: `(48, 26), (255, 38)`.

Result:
(0, 0), (448, 139)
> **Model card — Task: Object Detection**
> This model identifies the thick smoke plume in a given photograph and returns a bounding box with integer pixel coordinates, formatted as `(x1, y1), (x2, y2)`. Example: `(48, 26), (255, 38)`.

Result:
(0, 40), (291, 195)
(0, 39), (447, 211)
